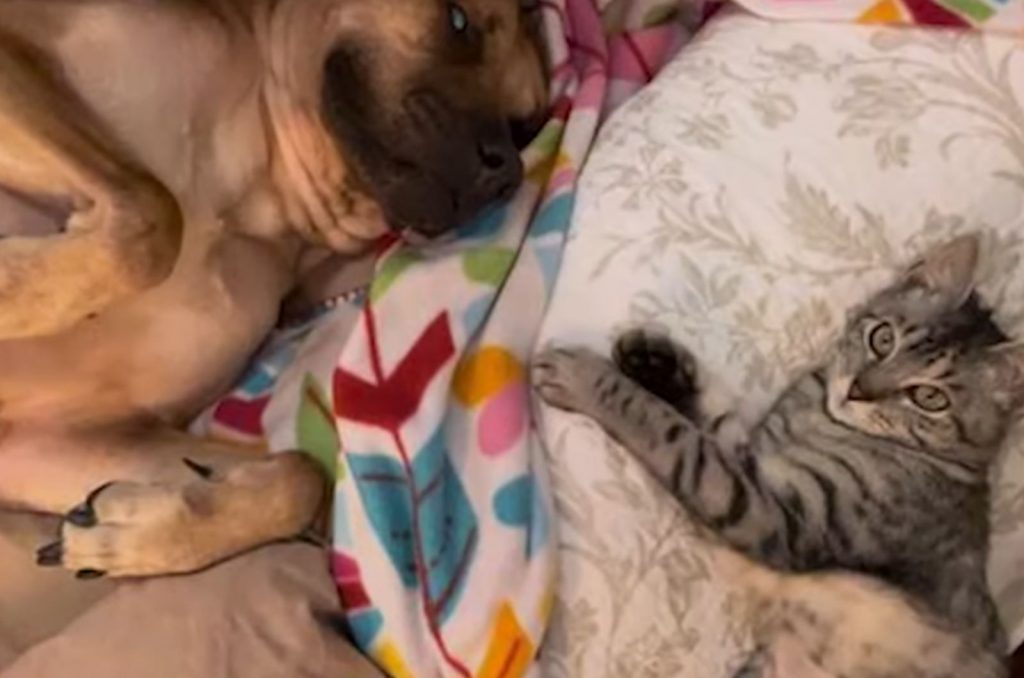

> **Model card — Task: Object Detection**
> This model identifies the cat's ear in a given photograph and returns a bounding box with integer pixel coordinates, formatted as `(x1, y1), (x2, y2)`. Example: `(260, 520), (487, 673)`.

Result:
(986, 342), (1024, 410)
(903, 234), (979, 306)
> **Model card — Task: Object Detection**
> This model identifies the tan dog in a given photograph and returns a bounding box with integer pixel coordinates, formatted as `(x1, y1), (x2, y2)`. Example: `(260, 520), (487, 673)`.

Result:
(0, 0), (546, 578)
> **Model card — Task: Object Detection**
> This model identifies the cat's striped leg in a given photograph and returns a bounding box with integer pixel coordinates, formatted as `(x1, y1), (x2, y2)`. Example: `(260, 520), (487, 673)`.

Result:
(533, 347), (703, 479)
(533, 346), (788, 562)
(612, 329), (750, 450)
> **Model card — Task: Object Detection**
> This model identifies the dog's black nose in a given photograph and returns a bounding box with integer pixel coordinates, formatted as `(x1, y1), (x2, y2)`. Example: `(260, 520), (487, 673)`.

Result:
(478, 138), (512, 171)
(473, 126), (523, 208)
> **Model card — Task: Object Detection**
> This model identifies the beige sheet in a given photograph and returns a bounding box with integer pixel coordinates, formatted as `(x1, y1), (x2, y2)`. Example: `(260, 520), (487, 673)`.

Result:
(0, 513), (114, 667)
(0, 515), (380, 678)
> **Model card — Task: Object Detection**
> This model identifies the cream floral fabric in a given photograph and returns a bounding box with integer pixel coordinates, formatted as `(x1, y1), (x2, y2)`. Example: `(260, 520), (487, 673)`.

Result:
(537, 8), (1024, 675)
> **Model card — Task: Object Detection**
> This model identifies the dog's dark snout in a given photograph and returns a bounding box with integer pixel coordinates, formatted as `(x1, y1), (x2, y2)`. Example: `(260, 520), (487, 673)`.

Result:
(478, 140), (508, 171)
(474, 127), (522, 204)
(381, 92), (529, 233)
(477, 134), (519, 178)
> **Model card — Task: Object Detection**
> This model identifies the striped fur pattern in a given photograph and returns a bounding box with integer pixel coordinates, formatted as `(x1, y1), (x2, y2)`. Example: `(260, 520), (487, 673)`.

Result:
(534, 235), (1017, 677)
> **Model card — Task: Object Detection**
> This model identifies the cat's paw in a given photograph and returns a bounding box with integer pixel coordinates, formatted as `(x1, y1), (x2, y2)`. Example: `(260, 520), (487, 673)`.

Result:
(532, 347), (614, 415)
(613, 328), (698, 411)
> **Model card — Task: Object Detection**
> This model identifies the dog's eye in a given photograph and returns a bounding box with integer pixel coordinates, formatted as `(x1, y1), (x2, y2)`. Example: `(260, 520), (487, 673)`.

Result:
(867, 321), (896, 359)
(907, 384), (951, 413)
(448, 3), (470, 34)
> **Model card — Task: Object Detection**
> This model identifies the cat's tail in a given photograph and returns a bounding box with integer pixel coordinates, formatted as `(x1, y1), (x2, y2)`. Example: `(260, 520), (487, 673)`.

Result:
(710, 542), (1007, 678)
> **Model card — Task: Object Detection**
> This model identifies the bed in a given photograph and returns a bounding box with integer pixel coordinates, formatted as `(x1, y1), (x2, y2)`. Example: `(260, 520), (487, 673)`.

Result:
(3, 4), (1023, 676)
(536, 7), (1024, 675)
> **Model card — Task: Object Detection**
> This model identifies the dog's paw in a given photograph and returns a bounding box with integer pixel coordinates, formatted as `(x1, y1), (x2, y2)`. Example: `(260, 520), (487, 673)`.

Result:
(35, 454), (325, 579)
(36, 475), (215, 578)
(613, 328), (698, 410)
(532, 346), (615, 414)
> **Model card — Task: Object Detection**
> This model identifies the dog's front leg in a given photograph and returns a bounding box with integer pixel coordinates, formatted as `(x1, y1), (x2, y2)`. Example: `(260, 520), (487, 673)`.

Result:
(1, 425), (327, 578)
(0, 223), (295, 425)
(0, 217), (325, 577)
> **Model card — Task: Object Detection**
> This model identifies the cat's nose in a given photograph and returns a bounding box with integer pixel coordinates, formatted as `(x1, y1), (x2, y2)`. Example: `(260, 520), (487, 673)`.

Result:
(848, 377), (869, 401)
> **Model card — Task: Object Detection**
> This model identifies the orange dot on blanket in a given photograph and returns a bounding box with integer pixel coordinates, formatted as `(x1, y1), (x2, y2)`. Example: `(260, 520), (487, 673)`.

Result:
(453, 346), (524, 407)
(859, 0), (904, 23)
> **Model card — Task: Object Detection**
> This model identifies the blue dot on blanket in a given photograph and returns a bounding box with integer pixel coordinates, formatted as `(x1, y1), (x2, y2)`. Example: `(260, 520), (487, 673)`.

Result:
(530, 193), (574, 238)
(533, 243), (563, 296)
(459, 203), (508, 240)
(493, 474), (549, 559)
(462, 294), (495, 336)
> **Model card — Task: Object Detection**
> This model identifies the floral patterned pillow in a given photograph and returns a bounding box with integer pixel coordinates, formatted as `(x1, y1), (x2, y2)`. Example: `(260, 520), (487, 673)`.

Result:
(539, 8), (1024, 676)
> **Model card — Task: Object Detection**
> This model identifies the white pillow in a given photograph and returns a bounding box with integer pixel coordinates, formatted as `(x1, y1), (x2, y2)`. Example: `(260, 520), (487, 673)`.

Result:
(538, 8), (1024, 676)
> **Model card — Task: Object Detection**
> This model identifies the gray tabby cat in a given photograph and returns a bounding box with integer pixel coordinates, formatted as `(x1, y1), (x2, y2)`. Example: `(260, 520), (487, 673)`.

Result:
(534, 235), (1015, 678)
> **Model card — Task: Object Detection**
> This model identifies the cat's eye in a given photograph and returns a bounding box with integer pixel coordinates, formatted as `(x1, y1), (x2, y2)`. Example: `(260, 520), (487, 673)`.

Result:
(448, 3), (470, 33)
(908, 384), (951, 413)
(867, 322), (896, 358)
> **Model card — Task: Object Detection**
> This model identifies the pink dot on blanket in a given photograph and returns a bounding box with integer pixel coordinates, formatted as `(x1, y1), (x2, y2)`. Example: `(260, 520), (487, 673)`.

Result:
(478, 383), (527, 457)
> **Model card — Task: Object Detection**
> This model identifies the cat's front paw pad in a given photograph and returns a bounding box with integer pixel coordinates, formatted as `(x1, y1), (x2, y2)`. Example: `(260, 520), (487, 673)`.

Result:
(532, 347), (613, 414)
(613, 328), (698, 406)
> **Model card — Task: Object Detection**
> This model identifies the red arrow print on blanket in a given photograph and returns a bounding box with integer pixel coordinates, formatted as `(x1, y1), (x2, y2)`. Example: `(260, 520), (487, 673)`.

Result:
(211, 394), (270, 438)
(333, 310), (455, 429)
(333, 305), (473, 677)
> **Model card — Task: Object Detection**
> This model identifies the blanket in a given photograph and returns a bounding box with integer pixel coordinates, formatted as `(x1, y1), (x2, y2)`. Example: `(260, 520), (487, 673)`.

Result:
(197, 2), (692, 676)
(196, 0), (1020, 676)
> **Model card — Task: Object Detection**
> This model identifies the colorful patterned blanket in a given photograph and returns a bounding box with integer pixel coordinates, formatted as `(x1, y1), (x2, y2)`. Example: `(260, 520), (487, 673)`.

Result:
(196, 2), (691, 676)
(738, 0), (1024, 32)
(195, 0), (1020, 676)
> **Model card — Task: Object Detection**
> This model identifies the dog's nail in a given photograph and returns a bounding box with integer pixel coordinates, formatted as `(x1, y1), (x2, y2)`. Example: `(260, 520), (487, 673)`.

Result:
(85, 481), (115, 504)
(67, 481), (116, 527)
(66, 502), (97, 528)
(36, 541), (63, 567)
(183, 457), (214, 479)
(76, 569), (106, 580)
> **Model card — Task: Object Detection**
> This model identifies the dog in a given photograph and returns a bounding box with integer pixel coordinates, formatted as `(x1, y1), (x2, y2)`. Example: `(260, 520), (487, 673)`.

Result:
(0, 0), (546, 578)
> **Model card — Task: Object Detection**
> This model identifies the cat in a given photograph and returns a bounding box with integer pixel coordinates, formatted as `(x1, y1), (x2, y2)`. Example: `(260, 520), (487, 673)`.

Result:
(534, 234), (1014, 678)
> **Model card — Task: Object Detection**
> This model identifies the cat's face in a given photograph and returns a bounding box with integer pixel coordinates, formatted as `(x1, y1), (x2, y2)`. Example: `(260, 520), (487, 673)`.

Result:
(826, 235), (1024, 469)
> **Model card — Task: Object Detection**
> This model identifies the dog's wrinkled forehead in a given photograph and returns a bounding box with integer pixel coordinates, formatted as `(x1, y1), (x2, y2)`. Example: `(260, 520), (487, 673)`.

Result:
(327, 0), (546, 118)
